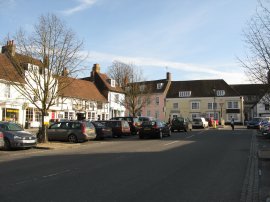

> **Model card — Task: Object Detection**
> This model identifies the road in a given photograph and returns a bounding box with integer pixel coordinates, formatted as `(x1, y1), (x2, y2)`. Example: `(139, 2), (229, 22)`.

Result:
(0, 127), (253, 202)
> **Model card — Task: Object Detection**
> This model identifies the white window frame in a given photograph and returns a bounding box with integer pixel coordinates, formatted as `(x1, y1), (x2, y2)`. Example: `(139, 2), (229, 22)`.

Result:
(191, 101), (200, 110)
(157, 83), (164, 89)
(179, 91), (191, 97)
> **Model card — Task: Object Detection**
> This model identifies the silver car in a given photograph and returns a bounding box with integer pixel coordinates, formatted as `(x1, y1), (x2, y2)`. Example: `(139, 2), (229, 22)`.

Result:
(0, 122), (37, 150)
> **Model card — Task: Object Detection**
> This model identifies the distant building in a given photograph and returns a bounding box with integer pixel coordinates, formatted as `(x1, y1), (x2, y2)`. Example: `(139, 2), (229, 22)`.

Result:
(166, 79), (244, 124)
(81, 64), (126, 119)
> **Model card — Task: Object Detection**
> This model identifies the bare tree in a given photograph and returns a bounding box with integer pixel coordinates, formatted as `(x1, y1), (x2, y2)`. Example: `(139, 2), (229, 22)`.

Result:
(1, 14), (84, 142)
(107, 60), (150, 116)
(238, 1), (270, 85)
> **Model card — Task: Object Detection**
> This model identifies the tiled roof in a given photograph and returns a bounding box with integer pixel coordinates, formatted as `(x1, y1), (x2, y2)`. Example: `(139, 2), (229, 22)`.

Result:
(96, 72), (124, 93)
(132, 79), (170, 94)
(230, 84), (269, 96)
(166, 79), (240, 98)
(59, 77), (107, 102)
(14, 53), (43, 67)
(0, 53), (25, 83)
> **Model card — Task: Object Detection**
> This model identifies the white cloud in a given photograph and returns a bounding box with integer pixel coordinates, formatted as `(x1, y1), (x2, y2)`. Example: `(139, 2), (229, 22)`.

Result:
(82, 51), (249, 84)
(61, 0), (97, 15)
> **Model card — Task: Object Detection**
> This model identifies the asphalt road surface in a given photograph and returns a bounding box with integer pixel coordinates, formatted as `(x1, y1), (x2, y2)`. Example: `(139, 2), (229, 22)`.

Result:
(0, 127), (253, 202)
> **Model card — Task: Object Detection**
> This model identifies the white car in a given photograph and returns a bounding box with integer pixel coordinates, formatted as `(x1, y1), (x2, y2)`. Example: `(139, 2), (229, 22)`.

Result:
(192, 117), (209, 128)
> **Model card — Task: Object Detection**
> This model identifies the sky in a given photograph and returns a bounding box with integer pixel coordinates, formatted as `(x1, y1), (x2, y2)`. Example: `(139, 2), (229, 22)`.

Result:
(0, 0), (262, 84)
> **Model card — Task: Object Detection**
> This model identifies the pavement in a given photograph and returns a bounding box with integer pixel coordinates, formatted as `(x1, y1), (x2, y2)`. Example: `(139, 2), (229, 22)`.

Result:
(256, 131), (270, 202)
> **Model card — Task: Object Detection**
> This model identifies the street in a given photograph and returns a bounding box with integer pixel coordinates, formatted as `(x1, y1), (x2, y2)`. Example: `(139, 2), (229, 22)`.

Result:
(0, 127), (254, 202)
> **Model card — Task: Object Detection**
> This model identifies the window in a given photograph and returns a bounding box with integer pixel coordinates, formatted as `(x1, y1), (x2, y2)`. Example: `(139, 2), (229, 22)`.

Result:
(173, 103), (178, 109)
(216, 90), (225, 96)
(157, 83), (164, 89)
(191, 102), (200, 110)
(179, 91), (191, 97)
(146, 97), (151, 105)
(155, 97), (159, 105)
(97, 102), (103, 109)
(266, 104), (270, 111)
(4, 84), (10, 98)
(138, 97), (141, 105)
(34, 109), (41, 122)
(155, 111), (159, 119)
(26, 108), (34, 121)
(110, 79), (115, 87)
(115, 94), (119, 103)
(227, 101), (238, 109)
(140, 85), (145, 92)
(208, 102), (217, 110)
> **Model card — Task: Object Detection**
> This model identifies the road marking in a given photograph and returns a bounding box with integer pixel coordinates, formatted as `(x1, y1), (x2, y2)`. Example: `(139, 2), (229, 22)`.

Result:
(185, 135), (195, 139)
(164, 141), (179, 146)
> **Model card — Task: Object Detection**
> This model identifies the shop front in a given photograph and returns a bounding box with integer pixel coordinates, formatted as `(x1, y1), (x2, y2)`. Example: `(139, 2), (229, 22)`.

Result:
(2, 108), (19, 122)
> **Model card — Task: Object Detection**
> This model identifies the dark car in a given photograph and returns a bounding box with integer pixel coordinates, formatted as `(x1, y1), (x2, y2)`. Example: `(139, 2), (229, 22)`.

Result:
(0, 122), (37, 150)
(139, 120), (171, 139)
(171, 117), (192, 132)
(45, 120), (96, 143)
(92, 121), (113, 139)
(110, 116), (141, 135)
(96, 120), (130, 137)
(247, 117), (270, 129)
(138, 116), (155, 122)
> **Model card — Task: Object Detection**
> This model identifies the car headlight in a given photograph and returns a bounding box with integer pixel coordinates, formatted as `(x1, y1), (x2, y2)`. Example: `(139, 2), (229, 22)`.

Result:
(14, 135), (23, 140)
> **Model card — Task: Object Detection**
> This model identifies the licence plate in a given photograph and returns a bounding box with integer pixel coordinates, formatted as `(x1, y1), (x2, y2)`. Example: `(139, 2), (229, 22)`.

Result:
(22, 140), (36, 143)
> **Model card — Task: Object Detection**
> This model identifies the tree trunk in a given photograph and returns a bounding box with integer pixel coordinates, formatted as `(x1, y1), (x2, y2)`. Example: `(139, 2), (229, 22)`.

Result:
(38, 111), (48, 143)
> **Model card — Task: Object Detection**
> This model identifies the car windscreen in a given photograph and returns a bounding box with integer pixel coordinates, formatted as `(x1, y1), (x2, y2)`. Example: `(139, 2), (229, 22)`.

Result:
(5, 123), (23, 131)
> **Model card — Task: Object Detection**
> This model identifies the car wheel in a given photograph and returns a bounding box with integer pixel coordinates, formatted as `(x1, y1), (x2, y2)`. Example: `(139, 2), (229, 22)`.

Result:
(4, 138), (11, 150)
(68, 134), (78, 143)
(184, 128), (187, 132)
(159, 131), (163, 139)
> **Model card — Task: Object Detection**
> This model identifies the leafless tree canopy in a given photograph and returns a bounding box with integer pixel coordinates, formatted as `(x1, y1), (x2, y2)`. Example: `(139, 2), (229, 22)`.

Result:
(239, 1), (270, 84)
(1, 13), (84, 142)
(107, 60), (150, 116)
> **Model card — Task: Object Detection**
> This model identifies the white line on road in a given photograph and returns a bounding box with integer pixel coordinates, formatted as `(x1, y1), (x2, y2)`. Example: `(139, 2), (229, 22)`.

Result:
(185, 135), (195, 139)
(164, 141), (179, 146)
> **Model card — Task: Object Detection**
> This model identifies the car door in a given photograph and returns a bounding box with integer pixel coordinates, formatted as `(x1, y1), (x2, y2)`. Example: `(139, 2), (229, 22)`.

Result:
(48, 122), (67, 141)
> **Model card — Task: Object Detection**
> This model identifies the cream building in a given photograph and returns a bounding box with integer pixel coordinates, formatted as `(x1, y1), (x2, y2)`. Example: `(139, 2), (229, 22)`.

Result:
(165, 79), (244, 124)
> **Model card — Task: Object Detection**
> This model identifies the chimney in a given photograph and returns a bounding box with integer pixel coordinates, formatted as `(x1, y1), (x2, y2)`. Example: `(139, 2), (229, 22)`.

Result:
(166, 72), (171, 81)
(1, 40), (16, 56)
(62, 67), (69, 76)
(91, 63), (101, 81)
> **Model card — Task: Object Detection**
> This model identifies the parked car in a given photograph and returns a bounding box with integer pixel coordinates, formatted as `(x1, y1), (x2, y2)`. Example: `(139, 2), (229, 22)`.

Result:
(171, 117), (192, 132)
(0, 131), (4, 149)
(260, 121), (270, 136)
(92, 121), (113, 139)
(138, 116), (155, 122)
(192, 117), (209, 128)
(0, 122), (37, 150)
(139, 120), (171, 139)
(96, 120), (130, 137)
(44, 120), (96, 143)
(247, 117), (270, 129)
(110, 116), (141, 135)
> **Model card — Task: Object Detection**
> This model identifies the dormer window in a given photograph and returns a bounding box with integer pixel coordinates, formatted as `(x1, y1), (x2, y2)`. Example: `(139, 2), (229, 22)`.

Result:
(179, 91), (191, 97)
(108, 79), (115, 87)
(140, 85), (145, 92)
(157, 83), (164, 89)
(216, 90), (225, 96)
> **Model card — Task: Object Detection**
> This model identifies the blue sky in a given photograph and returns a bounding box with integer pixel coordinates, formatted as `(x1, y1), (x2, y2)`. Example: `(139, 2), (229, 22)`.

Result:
(0, 0), (260, 84)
